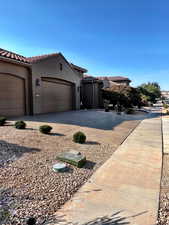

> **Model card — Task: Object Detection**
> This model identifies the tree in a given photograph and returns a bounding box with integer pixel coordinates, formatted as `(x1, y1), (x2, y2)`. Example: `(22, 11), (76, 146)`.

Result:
(138, 82), (161, 103)
(102, 85), (142, 111)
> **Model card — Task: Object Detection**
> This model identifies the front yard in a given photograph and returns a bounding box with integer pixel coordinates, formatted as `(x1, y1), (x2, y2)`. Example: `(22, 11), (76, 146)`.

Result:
(0, 110), (147, 224)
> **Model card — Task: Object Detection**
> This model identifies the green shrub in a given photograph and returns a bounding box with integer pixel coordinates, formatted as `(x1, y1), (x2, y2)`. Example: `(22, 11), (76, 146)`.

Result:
(73, 131), (86, 144)
(0, 117), (7, 126)
(163, 103), (169, 109)
(15, 120), (26, 129)
(125, 108), (134, 114)
(39, 125), (52, 134)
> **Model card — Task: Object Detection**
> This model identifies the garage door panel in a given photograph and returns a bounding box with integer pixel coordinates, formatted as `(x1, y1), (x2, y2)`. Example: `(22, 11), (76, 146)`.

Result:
(0, 74), (25, 117)
(42, 79), (73, 113)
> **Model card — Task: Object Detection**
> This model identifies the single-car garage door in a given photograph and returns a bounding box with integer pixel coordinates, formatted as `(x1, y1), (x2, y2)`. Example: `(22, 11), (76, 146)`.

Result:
(0, 74), (25, 117)
(42, 78), (73, 113)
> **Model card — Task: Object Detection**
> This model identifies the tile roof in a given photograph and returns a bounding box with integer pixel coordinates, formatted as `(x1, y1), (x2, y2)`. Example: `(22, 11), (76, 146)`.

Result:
(84, 75), (131, 82)
(96, 76), (131, 81)
(26, 53), (59, 63)
(0, 48), (87, 73)
(0, 48), (30, 63)
(83, 74), (93, 78)
(70, 63), (87, 73)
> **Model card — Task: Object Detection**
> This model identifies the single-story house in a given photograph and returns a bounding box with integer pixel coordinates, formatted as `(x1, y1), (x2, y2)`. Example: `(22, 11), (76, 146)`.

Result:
(81, 75), (131, 109)
(0, 48), (87, 117)
(161, 91), (169, 100)
(96, 76), (131, 87)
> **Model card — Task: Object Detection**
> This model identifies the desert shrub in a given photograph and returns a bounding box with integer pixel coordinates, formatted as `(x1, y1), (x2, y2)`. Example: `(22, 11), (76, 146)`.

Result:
(73, 131), (86, 144)
(125, 108), (135, 114)
(166, 110), (169, 115)
(39, 125), (52, 134)
(15, 120), (26, 129)
(0, 117), (7, 126)
(163, 103), (169, 109)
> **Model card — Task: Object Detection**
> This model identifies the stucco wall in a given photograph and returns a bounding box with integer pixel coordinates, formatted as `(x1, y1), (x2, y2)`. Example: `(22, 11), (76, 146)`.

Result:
(0, 60), (31, 115)
(31, 55), (82, 114)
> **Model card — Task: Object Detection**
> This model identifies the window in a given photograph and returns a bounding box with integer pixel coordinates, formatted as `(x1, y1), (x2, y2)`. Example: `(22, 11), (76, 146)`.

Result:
(59, 63), (63, 71)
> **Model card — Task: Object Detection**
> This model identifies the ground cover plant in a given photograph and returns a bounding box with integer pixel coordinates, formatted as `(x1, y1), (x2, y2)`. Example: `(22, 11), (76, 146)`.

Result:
(39, 125), (53, 134)
(0, 117), (7, 126)
(14, 120), (26, 129)
(73, 131), (86, 144)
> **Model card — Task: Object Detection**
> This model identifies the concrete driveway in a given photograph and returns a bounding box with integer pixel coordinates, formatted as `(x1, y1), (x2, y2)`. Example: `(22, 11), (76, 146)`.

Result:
(16, 109), (149, 130)
(13, 110), (149, 145)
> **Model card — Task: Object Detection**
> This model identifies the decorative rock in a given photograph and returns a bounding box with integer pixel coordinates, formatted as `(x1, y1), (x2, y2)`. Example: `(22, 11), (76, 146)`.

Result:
(57, 151), (86, 168)
(53, 163), (67, 172)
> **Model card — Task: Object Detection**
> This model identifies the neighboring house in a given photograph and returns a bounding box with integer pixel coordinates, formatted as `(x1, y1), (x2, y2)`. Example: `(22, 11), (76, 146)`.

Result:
(0, 48), (87, 117)
(96, 76), (131, 87)
(161, 91), (169, 100)
(81, 75), (131, 109)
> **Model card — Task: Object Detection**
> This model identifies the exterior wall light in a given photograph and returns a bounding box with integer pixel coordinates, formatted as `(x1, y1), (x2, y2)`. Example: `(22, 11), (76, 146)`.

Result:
(77, 86), (80, 92)
(36, 78), (40, 86)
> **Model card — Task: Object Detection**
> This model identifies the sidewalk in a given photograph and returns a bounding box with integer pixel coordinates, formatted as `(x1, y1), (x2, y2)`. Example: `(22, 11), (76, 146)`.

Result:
(52, 115), (162, 225)
(162, 114), (169, 154)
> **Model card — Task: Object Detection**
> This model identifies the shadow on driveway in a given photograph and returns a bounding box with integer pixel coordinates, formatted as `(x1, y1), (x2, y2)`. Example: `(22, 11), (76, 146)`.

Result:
(9, 109), (161, 131)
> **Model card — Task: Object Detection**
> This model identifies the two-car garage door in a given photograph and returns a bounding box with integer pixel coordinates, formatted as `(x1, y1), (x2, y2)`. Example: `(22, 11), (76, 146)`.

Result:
(41, 78), (73, 113)
(0, 74), (25, 117)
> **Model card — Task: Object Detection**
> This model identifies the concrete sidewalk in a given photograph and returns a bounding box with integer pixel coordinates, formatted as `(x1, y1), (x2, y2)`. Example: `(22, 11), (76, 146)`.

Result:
(53, 116), (162, 225)
(162, 114), (169, 154)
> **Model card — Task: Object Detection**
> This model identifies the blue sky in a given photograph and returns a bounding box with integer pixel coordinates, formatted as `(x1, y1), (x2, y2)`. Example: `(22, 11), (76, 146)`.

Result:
(1, 0), (169, 89)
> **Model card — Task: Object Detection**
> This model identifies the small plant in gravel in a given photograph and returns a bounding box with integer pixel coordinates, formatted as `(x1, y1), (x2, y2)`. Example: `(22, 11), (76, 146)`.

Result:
(39, 125), (52, 134)
(0, 117), (7, 126)
(26, 217), (36, 225)
(73, 131), (86, 144)
(0, 207), (10, 223)
(14, 120), (26, 129)
(125, 108), (135, 114)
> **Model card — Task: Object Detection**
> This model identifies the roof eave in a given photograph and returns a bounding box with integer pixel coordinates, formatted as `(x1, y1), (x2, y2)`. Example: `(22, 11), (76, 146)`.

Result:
(0, 56), (31, 67)
(70, 63), (88, 73)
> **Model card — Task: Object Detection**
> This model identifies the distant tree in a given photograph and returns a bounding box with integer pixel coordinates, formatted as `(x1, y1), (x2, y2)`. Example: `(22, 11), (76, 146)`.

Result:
(138, 82), (161, 103)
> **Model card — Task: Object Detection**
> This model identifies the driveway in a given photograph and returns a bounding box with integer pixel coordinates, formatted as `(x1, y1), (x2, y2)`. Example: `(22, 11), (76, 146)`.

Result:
(17, 109), (149, 129)
(13, 110), (149, 145)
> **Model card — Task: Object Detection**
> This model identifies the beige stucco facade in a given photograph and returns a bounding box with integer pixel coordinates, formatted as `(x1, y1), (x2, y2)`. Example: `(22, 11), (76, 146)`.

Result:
(0, 50), (85, 117)
(31, 54), (82, 114)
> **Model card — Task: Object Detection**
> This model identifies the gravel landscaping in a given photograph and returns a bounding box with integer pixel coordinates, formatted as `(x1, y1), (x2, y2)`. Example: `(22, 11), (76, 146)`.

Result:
(158, 154), (169, 225)
(0, 111), (146, 225)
